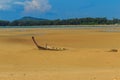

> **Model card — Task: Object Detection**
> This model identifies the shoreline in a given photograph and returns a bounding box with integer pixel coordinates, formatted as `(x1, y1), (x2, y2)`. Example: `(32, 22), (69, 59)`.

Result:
(0, 25), (120, 28)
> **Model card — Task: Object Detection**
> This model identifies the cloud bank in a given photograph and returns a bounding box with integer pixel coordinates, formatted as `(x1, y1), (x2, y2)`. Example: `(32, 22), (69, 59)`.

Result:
(0, 0), (51, 13)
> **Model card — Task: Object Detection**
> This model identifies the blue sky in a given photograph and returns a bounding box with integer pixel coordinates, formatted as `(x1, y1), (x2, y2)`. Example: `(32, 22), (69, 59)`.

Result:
(0, 0), (120, 20)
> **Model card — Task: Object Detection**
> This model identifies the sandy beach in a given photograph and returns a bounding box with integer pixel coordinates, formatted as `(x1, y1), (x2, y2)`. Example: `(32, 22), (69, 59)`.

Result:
(0, 27), (120, 80)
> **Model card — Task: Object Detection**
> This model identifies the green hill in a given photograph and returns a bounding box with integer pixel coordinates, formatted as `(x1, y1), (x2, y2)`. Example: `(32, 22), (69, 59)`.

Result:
(18, 16), (48, 21)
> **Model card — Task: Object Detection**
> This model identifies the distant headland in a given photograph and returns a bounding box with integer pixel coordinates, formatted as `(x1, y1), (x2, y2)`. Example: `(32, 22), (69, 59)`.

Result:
(0, 16), (120, 26)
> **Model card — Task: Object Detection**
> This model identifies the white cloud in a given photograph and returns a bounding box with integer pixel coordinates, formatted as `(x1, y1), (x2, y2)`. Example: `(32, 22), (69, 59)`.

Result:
(0, 5), (10, 10)
(0, 0), (14, 10)
(0, 0), (51, 13)
(24, 0), (51, 13)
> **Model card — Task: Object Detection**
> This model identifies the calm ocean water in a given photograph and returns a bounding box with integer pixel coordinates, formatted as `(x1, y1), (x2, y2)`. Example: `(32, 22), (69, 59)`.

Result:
(0, 25), (120, 37)
(0, 25), (119, 29)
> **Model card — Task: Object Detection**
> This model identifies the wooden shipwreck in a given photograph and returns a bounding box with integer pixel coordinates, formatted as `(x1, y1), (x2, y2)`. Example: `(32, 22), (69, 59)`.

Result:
(32, 36), (66, 51)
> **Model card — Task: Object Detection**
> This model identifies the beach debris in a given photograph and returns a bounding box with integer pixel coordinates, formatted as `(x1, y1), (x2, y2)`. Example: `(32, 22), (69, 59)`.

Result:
(32, 36), (66, 51)
(109, 49), (118, 52)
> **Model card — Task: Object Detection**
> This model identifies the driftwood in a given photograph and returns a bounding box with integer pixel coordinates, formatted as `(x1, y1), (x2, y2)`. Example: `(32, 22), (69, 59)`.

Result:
(109, 49), (118, 52)
(32, 36), (66, 51)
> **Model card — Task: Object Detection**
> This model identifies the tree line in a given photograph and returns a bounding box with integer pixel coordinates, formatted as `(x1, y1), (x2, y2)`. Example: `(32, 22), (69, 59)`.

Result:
(0, 17), (120, 26)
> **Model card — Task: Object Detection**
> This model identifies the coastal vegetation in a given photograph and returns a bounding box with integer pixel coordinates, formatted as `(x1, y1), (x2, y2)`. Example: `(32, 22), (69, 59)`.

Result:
(0, 17), (120, 26)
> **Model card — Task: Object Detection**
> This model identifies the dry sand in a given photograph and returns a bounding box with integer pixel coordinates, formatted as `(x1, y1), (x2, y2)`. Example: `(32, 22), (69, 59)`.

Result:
(0, 27), (120, 80)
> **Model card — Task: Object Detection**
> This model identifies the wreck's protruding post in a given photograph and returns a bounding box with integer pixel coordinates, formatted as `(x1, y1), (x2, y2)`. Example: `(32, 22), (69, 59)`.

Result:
(45, 44), (48, 49)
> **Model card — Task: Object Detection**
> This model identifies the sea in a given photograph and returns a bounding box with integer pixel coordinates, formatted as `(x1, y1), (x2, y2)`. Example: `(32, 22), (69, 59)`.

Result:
(1, 25), (120, 32)
(0, 25), (119, 29)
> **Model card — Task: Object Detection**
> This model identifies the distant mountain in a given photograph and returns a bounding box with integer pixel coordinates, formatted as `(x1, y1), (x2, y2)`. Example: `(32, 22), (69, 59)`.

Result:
(1, 17), (120, 26)
(18, 16), (48, 21)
